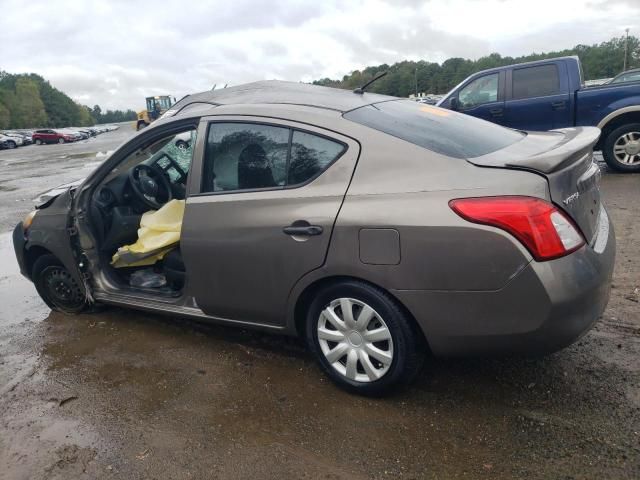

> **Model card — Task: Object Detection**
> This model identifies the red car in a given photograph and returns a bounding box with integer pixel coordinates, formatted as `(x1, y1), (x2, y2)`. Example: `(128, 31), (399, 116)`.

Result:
(32, 129), (75, 145)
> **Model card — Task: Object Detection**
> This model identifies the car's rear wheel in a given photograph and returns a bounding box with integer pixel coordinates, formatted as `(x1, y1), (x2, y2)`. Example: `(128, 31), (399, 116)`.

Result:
(32, 254), (88, 314)
(58, 138), (65, 144)
(602, 123), (640, 172)
(305, 280), (424, 396)
(7, 140), (16, 149)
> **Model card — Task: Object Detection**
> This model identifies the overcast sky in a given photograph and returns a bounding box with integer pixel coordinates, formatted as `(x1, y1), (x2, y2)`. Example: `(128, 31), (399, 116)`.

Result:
(0, 0), (637, 110)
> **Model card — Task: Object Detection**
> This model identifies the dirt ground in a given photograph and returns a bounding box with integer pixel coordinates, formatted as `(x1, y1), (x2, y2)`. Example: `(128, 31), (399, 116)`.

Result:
(0, 133), (638, 479)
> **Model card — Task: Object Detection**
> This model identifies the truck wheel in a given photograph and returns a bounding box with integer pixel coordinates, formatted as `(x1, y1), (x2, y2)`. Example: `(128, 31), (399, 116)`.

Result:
(137, 121), (148, 131)
(305, 280), (425, 396)
(32, 254), (88, 314)
(602, 123), (640, 172)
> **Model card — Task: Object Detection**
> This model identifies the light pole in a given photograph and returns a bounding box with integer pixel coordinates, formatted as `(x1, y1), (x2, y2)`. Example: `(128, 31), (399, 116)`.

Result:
(624, 28), (630, 71)
(415, 66), (418, 98)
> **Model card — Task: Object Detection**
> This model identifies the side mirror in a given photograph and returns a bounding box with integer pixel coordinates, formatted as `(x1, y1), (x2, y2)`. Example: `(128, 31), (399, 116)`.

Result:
(449, 97), (460, 111)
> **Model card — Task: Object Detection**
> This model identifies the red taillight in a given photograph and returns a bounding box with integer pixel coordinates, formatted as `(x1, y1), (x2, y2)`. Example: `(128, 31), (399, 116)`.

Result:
(449, 196), (585, 261)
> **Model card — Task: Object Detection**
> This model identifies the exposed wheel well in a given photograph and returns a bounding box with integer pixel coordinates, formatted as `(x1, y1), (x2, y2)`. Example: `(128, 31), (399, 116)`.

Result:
(24, 246), (54, 278)
(293, 275), (429, 351)
(597, 111), (640, 149)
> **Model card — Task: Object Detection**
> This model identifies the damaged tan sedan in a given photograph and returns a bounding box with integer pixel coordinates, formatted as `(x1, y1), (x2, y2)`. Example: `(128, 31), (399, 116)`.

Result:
(13, 81), (615, 395)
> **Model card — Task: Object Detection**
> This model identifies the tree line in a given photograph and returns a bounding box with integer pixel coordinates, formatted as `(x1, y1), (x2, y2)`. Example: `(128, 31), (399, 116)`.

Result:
(0, 71), (137, 129)
(314, 35), (640, 97)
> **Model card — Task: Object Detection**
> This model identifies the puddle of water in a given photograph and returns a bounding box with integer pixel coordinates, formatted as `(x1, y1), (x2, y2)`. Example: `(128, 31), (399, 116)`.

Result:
(0, 231), (49, 327)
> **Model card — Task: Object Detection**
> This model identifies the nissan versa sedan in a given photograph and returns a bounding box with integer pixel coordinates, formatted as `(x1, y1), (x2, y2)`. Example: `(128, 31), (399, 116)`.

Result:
(13, 81), (615, 395)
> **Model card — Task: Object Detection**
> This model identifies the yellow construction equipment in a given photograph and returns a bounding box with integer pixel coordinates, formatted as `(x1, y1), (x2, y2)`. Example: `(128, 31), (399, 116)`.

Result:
(135, 95), (174, 130)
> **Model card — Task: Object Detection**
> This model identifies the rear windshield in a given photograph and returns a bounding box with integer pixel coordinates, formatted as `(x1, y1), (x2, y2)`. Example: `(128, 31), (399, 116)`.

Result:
(344, 100), (524, 159)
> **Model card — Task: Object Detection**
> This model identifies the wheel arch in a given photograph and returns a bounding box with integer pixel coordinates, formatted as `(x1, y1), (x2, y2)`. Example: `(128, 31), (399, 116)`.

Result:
(24, 245), (54, 278)
(291, 274), (430, 351)
(596, 108), (640, 149)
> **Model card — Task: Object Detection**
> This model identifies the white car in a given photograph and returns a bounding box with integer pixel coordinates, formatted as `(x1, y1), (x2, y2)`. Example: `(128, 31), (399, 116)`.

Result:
(0, 133), (22, 148)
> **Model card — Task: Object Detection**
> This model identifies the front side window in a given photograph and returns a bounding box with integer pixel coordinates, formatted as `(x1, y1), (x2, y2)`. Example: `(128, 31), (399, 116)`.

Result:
(458, 73), (499, 109)
(201, 123), (345, 194)
(512, 64), (560, 99)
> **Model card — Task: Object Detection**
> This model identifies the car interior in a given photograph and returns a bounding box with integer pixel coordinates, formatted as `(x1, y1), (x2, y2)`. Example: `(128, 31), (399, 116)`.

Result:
(89, 129), (195, 295)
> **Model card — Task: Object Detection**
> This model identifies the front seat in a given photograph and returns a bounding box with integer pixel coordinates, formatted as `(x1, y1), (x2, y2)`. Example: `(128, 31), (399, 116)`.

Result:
(237, 143), (275, 189)
(163, 247), (185, 289)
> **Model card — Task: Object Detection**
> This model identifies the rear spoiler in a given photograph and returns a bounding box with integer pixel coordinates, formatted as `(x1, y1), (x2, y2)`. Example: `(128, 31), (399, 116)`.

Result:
(504, 127), (601, 174)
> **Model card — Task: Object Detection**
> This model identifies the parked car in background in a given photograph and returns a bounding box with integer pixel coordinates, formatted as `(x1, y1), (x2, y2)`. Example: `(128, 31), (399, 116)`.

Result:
(607, 68), (640, 85)
(13, 81), (615, 395)
(32, 129), (76, 144)
(438, 56), (640, 172)
(0, 133), (20, 149)
(0, 132), (25, 147)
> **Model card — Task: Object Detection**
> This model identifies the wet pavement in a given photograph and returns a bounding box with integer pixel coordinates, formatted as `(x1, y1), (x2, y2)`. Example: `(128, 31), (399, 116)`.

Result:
(0, 135), (638, 479)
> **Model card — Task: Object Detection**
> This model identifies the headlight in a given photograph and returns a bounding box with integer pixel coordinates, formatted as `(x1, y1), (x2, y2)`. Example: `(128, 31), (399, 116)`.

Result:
(23, 210), (37, 231)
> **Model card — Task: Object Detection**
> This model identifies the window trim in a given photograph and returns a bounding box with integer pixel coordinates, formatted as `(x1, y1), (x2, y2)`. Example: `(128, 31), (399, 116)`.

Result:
(195, 120), (348, 197)
(511, 63), (561, 101)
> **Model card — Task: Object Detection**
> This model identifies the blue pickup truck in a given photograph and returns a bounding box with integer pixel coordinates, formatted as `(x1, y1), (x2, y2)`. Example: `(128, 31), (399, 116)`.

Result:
(437, 56), (640, 172)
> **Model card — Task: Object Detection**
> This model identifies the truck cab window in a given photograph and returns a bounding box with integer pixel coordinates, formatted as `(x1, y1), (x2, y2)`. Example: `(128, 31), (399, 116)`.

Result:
(458, 73), (499, 109)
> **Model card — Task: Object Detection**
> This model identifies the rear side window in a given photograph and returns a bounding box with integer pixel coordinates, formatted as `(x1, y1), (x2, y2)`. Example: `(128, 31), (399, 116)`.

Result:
(289, 131), (345, 184)
(344, 100), (524, 159)
(201, 123), (345, 193)
(512, 64), (560, 99)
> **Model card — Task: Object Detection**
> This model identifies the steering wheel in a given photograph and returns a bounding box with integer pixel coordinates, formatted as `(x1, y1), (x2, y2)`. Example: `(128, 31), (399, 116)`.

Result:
(128, 164), (173, 209)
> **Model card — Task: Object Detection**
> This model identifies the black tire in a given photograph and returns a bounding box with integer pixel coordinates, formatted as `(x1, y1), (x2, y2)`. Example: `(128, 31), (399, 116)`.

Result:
(58, 137), (65, 144)
(35, 139), (42, 145)
(305, 280), (425, 396)
(137, 121), (148, 131)
(602, 123), (640, 173)
(7, 140), (16, 149)
(32, 254), (88, 314)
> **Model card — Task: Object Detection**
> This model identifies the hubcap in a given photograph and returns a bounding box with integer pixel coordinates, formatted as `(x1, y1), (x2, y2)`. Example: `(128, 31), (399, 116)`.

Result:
(317, 298), (394, 383)
(613, 132), (640, 165)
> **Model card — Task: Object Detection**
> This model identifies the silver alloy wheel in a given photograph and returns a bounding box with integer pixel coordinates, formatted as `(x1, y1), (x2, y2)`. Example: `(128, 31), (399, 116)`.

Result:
(317, 298), (394, 383)
(613, 131), (640, 165)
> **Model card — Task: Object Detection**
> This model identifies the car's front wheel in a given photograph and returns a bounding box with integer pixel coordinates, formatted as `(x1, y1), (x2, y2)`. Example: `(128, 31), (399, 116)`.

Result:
(602, 123), (640, 172)
(58, 138), (65, 144)
(7, 140), (16, 149)
(32, 254), (88, 314)
(305, 280), (424, 396)
(35, 139), (42, 145)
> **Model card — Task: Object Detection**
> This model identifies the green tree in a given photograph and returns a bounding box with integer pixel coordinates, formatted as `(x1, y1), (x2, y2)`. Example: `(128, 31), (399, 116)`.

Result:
(7, 78), (47, 128)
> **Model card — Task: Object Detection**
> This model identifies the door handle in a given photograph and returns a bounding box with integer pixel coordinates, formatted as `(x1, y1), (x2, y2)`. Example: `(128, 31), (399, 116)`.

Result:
(283, 222), (323, 236)
(489, 108), (504, 117)
(551, 101), (566, 110)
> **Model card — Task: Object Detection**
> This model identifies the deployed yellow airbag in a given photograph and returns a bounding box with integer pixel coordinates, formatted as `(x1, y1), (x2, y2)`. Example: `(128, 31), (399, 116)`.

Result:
(111, 199), (185, 268)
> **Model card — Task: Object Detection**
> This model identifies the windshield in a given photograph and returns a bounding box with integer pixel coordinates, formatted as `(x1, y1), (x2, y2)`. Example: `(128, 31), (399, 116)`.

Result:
(344, 100), (525, 159)
(610, 71), (640, 84)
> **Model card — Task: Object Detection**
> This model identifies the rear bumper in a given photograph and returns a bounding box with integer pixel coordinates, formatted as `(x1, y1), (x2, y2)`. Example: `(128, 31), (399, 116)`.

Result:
(393, 207), (616, 356)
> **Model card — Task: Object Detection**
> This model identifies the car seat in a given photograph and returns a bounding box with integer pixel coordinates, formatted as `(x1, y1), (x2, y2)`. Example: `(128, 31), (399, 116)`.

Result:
(237, 143), (275, 189)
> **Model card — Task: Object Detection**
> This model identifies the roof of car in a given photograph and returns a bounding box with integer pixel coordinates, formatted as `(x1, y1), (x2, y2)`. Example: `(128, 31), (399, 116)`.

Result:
(173, 80), (398, 113)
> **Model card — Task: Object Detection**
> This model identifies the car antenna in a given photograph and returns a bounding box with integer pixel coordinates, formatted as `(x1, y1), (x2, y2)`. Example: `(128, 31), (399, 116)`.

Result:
(353, 71), (388, 94)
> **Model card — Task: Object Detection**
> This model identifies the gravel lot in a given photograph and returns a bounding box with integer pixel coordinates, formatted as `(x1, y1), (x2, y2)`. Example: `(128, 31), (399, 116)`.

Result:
(0, 129), (638, 479)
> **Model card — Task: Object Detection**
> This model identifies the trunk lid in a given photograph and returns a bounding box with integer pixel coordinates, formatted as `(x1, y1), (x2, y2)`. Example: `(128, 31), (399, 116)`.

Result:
(469, 127), (602, 243)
